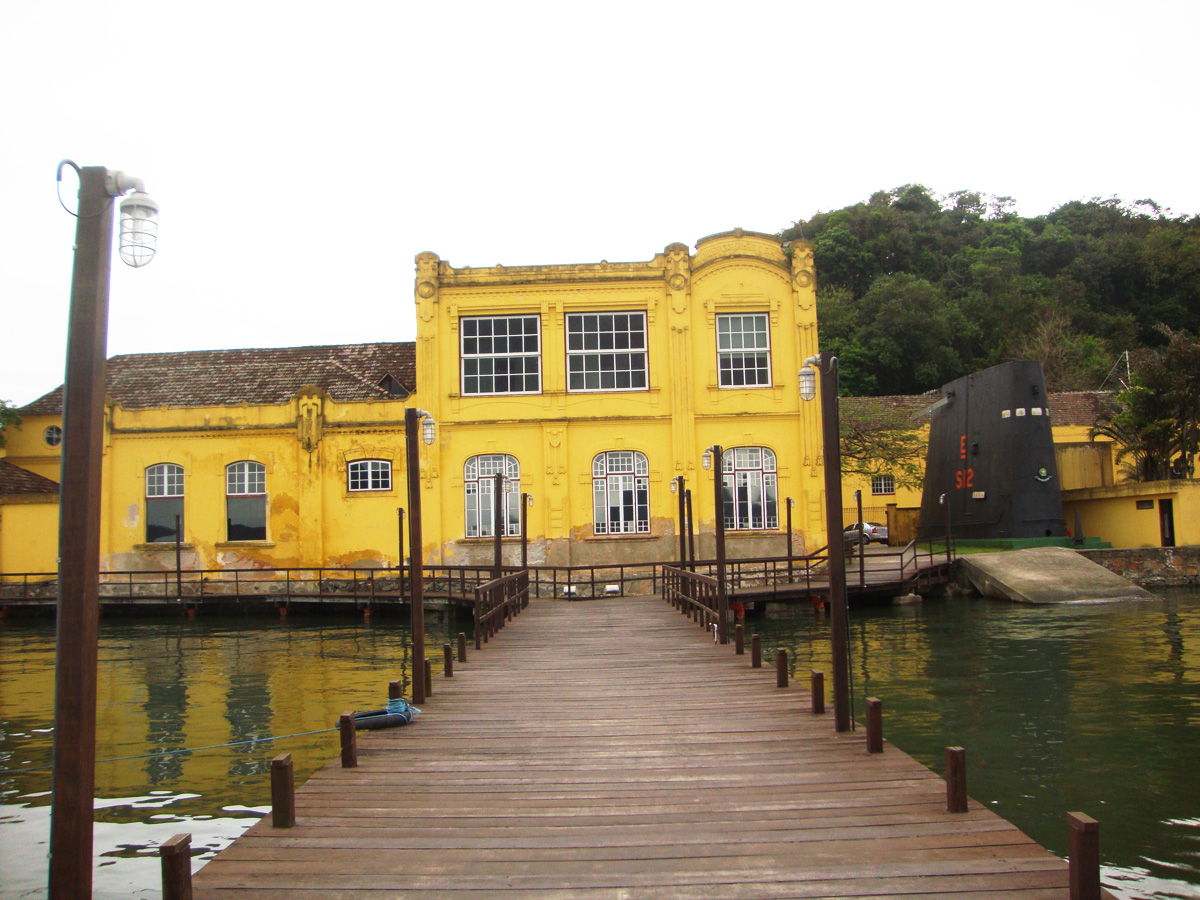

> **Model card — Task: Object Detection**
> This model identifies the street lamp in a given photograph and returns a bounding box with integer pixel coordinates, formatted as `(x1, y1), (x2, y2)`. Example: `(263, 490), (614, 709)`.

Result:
(800, 354), (852, 732)
(405, 408), (435, 705)
(703, 446), (729, 644)
(50, 162), (158, 900)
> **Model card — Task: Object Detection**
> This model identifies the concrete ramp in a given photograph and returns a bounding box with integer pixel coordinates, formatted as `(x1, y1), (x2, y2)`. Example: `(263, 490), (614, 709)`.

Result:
(960, 546), (1156, 604)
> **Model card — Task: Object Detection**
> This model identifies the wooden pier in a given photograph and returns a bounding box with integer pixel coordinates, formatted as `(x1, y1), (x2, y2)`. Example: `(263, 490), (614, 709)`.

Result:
(192, 594), (1098, 899)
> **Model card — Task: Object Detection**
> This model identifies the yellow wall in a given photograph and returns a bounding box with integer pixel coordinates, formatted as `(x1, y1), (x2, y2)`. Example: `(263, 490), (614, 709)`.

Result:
(414, 231), (826, 566)
(2, 231), (833, 574)
(1063, 480), (1200, 549)
(0, 498), (59, 575)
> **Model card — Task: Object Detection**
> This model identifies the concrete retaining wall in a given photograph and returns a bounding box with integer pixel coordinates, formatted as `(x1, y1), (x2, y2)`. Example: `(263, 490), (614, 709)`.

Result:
(1079, 547), (1200, 587)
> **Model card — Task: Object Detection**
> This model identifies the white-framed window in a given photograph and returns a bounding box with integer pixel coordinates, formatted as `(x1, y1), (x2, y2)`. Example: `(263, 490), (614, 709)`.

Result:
(716, 313), (771, 387)
(722, 447), (778, 530)
(464, 454), (521, 538)
(566, 312), (648, 392)
(461, 315), (541, 395)
(145, 463), (184, 543)
(348, 459), (392, 492)
(592, 451), (649, 535)
(226, 461), (267, 541)
(872, 474), (896, 495)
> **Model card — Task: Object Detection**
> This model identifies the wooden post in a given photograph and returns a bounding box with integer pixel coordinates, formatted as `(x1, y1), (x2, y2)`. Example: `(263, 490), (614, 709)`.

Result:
(389, 680), (402, 702)
(404, 407), (426, 705)
(424, 658), (433, 696)
(776, 649), (788, 688)
(458, 632), (467, 663)
(49, 165), (118, 900)
(811, 670), (825, 715)
(734, 623), (744, 655)
(339, 712), (357, 768)
(751, 635), (761, 668)
(866, 697), (883, 753)
(1068, 812), (1101, 900)
(159, 832), (193, 900)
(444, 643), (453, 677)
(270, 754), (295, 828)
(946, 747), (967, 813)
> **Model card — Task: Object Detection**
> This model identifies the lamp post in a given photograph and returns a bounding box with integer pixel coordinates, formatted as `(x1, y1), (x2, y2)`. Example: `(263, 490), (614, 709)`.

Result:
(671, 476), (686, 566)
(786, 497), (795, 582)
(800, 354), (851, 732)
(685, 489), (695, 571)
(405, 407), (435, 705)
(702, 446), (729, 644)
(520, 492), (533, 569)
(396, 507), (405, 603)
(50, 162), (158, 900)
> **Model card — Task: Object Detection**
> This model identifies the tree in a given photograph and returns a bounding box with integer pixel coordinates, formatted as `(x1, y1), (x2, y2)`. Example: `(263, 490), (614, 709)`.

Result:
(1090, 325), (1200, 481)
(0, 399), (21, 448)
(839, 397), (926, 490)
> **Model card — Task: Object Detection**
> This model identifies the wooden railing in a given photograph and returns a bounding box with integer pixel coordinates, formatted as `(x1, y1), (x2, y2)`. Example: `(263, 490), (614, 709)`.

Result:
(473, 570), (529, 650)
(0, 542), (953, 609)
(661, 566), (719, 631)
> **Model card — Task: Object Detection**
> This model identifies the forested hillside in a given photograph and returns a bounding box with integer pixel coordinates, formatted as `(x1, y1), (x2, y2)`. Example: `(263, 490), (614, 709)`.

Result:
(780, 186), (1200, 396)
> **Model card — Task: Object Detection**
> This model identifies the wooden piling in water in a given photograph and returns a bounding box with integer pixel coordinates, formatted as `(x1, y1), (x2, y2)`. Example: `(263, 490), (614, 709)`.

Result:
(866, 697), (883, 753)
(424, 659), (433, 696)
(776, 649), (788, 687)
(159, 832), (193, 900)
(444, 644), (454, 677)
(339, 712), (357, 768)
(811, 670), (825, 714)
(751, 635), (761, 668)
(1068, 812), (1101, 900)
(734, 623), (744, 655)
(458, 632), (467, 663)
(946, 747), (967, 813)
(270, 754), (295, 828)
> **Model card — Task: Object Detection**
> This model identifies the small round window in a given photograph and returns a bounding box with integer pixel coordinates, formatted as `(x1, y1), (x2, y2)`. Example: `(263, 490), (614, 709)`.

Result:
(44, 425), (63, 447)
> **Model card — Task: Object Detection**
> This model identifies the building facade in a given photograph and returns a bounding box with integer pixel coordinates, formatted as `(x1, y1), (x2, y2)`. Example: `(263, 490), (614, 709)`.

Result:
(1, 231), (832, 576)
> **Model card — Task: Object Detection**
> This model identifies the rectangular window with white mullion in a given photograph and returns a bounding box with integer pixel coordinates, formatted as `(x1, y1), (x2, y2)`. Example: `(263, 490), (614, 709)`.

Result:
(716, 313), (771, 387)
(566, 312), (648, 392)
(461, 315), (542, 395)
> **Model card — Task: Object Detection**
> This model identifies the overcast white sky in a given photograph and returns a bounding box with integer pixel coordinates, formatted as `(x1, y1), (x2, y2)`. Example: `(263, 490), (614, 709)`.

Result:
(2, 1), (1196, 406)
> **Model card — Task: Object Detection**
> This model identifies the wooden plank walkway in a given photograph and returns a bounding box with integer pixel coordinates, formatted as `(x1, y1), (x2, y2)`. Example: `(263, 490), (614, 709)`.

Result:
(193, 595), (1093, 899)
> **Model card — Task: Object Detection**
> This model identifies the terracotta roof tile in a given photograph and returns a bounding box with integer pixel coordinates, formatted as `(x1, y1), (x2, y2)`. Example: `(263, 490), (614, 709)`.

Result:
(21, 343), (416, 414)
(0, 460), (59, 495)
(840, 393), (941, 420)
(1047, 391), (1109, 427)
(839, 391), (1109, 428)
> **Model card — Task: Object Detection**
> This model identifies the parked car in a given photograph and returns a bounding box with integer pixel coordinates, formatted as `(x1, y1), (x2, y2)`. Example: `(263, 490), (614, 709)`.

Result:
(844, 522), (889, 545)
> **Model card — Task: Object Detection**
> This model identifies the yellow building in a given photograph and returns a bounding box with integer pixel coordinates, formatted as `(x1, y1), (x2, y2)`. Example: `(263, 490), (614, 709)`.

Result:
(1, 231), (831, 576)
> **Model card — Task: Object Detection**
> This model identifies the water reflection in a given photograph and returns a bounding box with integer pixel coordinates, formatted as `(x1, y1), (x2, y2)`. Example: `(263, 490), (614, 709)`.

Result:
(0, 611), (462, 897)
(752, 589), (1200, 900)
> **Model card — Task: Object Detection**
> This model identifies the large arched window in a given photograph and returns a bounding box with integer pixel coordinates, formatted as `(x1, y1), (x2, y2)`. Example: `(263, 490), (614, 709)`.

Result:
(145, 463), (184, 543)
(226, 461), (267, 541)
(464, 454), (520, 538)
(592, 451), (649, 535)
(722, 447), (778, 530)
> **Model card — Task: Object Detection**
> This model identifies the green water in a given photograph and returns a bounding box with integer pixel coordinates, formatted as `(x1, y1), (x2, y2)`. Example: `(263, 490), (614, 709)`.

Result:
(2, 593), (1199, 899)
(0, 612), (463, 899)
(754, 589), (1200, 900)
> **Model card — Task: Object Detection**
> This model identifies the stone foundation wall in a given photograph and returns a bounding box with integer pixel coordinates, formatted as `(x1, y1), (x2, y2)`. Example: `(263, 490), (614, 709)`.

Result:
(1079, 547), (1200, 587)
